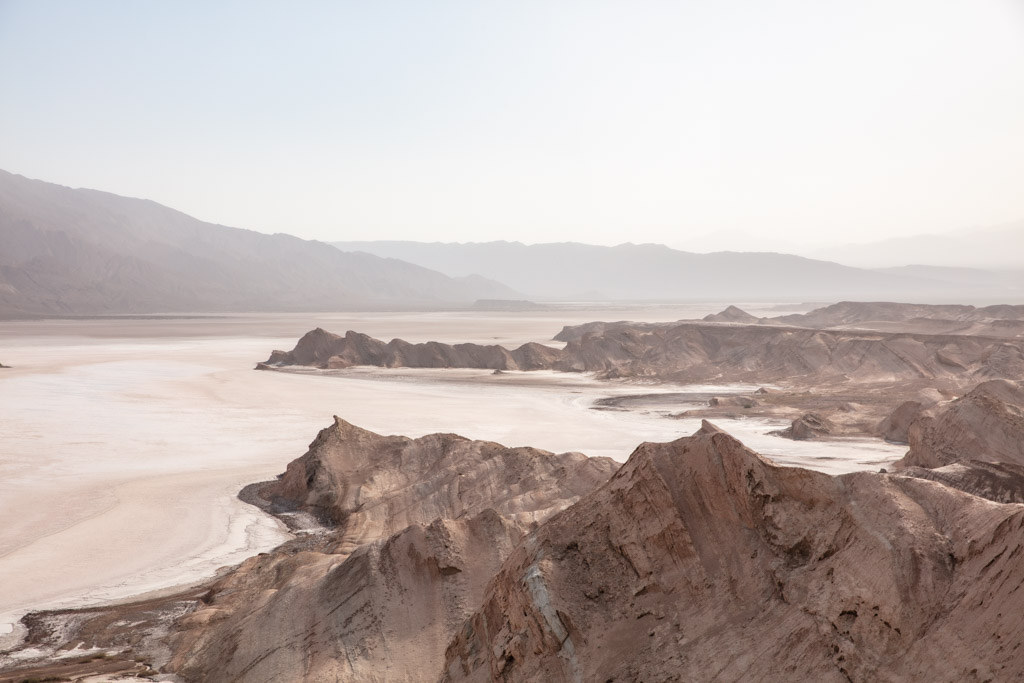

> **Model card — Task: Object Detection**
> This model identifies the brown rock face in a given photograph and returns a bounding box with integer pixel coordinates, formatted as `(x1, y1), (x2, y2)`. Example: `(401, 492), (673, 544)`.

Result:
(773, 301), (1024, 328)
(268, 324), (1024, 385)
(876, 400), (928, 443)
(702, 305), (762, 323)
(267, 328), (562, 371)
(899, 380), (1024, 469)
(166, 419), (618, 683)
(441, 422), (1024, 683)
(267, 417), (614, 539)
(900, 461), (1024, 504)
(707, 395), (758, 408)
(560, 324), (1024, 382)
(772, 412), (835, 440)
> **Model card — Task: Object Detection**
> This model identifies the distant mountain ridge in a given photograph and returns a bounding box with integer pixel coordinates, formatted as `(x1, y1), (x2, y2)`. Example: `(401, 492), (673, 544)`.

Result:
(332, 240), (1020, 303)
(810, 221), (1024, 269)
(0, 170), (519, 316)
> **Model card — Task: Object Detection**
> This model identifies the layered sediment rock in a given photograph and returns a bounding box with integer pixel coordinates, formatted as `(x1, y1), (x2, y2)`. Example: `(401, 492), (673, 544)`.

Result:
(772, 301), (1024, 338)
(773, 301), (1024, 327)
(265, 324), (1024, 384)
(441, 422), (1024, 682)
(262, 328), (561, 371)
(266, 417), (616, 547)
(771, 412), (835, 440)
(898, 380), (1024, 469)
(898, 461), (1024, 504)
(11, 414), (1024, 682)
(876, 400), (929, 443)
(557, 324), (1024, 382)
(702, 305), (763, 323)
(166, 418), (618, 683)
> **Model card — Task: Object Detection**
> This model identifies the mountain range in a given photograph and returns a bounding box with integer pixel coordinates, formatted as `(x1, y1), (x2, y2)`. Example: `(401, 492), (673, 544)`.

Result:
(333, 240), (1023, 302)
(2, 168), (1021, 317)
(809, 221), (1024, 269)
(0, 171), (517, 317)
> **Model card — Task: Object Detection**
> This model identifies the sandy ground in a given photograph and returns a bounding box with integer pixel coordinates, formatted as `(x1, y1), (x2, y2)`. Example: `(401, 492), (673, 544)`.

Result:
(0, 307), (904, 646)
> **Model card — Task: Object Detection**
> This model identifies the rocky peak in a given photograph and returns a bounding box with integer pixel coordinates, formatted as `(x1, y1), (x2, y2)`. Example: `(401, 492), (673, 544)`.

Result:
(703, 305), (761, 323)
(265, 417), (618, 549)
(441, 423), (1024, 682)
(899, 379), (1024, 469)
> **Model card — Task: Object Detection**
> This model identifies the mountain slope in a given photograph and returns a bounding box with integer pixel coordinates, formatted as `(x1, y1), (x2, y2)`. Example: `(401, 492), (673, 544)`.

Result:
(442, 421), (1024, 682)
(166, 418), (618, 683)
(0, 170), (518, 316)
(331, 240), (1009, 302)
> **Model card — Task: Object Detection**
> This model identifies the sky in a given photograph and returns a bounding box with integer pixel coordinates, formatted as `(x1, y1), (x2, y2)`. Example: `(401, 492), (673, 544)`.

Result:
(1, 0), (1023, 251)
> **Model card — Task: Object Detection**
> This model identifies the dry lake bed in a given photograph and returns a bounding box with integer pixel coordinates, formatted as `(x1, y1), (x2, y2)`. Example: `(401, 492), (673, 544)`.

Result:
(0, 307), (905, 648)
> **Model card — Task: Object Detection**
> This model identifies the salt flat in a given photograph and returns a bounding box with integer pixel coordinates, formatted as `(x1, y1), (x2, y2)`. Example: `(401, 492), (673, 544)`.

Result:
(0, 307), (904, 644)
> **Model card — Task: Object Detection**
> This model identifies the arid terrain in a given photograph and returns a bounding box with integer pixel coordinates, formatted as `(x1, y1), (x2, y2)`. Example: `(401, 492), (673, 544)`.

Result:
(6, 0), (1024, 678)
(4, 307), (855, 652)
(3, 302), (1024, 682)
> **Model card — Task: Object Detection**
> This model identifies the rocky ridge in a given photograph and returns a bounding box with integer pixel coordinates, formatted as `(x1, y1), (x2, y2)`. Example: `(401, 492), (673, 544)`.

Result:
(896, 380), (1024, 469)
(261, 328), (561, 371)
(8, 411), (1024, 681)
(441, 421), (1024, 682)
(553, 301), (1024, 342)
(771, 412), (835, 440)
(702, 304), (764, 323)
(165, 418), (618, 683)
(265, 323), (1024, 385)
(773, 301), (1024, 327)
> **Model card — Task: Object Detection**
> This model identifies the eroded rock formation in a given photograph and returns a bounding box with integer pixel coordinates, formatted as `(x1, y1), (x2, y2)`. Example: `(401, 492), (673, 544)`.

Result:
(897, 380), (1024, 469)
(165, 418), (618, 683)
(262, 328), (561, 371)
(771, 412), (835, 440)
(702, 305), (763, 323)
(772, 301), (1024, 338)
(10, 414), (1024, 682)
(441, 422), (1024, 682)
(876, 400), (929, 443)
(773, 301), (1024, 327)
(264, 324), (1024, 385)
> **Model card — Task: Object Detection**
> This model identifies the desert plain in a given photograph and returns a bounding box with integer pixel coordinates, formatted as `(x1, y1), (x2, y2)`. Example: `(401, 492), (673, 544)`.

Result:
(0, 305), (908, 656)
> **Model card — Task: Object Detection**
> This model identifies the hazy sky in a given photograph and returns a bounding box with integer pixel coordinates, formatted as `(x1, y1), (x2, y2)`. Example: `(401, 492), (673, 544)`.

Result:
(2, 1), (1023, 250)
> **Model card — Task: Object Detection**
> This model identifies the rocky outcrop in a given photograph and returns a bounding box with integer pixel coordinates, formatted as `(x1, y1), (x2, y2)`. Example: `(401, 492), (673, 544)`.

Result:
(266, 324), (1024, 384)
(896, 380), (1024, 469)
(441, 422), (1024, 682)
(899, 461), (1024, 504)
(553, 320), (674, 343)
(266, 417), (616, 544)
(558, 324), (1024, 382)
(707, 395), (758, 409)
(12, 416), (1024, 682)
(877, 400), (929, 443)
(166, 419), (618, 683)
(771, 412), (835, 440)
(703, 305), (762, 323)
(771, 301), (1024, 338)
(262, 328), (562, 371)
(773, 301), (1024, 327)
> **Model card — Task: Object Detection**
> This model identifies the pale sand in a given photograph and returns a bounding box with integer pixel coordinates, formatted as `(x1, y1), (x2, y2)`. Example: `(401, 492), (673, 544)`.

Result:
(0, 307), (903, 641)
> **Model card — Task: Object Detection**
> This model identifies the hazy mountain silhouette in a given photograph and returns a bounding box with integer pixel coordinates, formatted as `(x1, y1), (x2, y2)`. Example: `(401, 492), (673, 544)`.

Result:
(0, 171), (519, 316)
(810, 221), (1024, 269)
(332, 240), (1018, 302)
